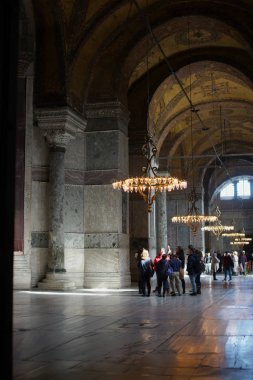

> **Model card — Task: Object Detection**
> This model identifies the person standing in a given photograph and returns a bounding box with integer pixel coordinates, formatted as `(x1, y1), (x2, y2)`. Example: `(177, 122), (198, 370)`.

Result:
(231, 251), (239, 276)
(195, 249), (204, 294)
(176, 246), (186, 294)
(187, 245), (198, 296)
(211, 251), (220, 280)
(138, 249), (153, 297)
(153, 248), (164, 294)
(204, 252), (212, 274)
(239, 250), (247, 275)
(222, 251), (234, 282)
(169, 252), (182, 296)
(155, 253), (170, 297)
(135, 248), (144, 294)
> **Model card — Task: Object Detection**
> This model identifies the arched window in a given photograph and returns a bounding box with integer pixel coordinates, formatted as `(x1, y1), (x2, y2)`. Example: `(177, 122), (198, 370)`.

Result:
(220, 178), (252, 200)
(220, 183), (234, 199)
(237, 179), (250, 198)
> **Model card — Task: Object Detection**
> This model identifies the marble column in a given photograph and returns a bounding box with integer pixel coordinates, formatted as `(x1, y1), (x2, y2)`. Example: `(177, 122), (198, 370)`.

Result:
(46, 130), (71, 272)
(156, 191), (168, 251)
(36, 107), (86, 290)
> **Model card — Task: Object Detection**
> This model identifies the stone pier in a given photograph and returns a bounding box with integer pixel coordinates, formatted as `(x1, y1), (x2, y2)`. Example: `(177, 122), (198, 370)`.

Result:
(36, 107), (86, 290)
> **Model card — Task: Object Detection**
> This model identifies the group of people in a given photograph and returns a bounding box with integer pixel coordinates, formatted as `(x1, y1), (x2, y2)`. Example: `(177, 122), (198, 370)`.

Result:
(209, 250), (250, 281)
(135, 246), (253, 297)
(135, 245), (205, 297)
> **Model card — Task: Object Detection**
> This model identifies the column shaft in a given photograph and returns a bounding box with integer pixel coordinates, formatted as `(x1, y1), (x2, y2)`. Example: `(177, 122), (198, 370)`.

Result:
(156, 192), (168, 250)
(48, 147), (65, 271)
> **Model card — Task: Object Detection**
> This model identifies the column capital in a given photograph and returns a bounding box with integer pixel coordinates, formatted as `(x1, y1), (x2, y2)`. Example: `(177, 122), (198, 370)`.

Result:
(44, 129), (74, 150)
(35, 106), (87, 149)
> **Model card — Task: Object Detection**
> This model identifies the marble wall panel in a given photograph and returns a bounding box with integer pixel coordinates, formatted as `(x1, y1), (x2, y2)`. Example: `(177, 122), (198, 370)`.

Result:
(86, 131), (118, 170)
(65, 132), (85, 170)
(168, 223), (190, 251)
(129, 196), (148, 237)
(84, 232), (128, 249)
(65, 233), (84, 248)
(84, 249), (120, 273)
(65, 248), (85, 273)
(84, 248), (131, 288)
(31, 181), (49, 231)
(32, 125), (49, 166)
(83, 273), (131, 288)
(86, 117), (127, 134)
(118, 132), (128, 176)
(118, 248), (130, 273)
(30, 248), (48, 286)
(84, 185), (121, 233)
(64, 185), (84, 233)
(31, 232), (48, 248)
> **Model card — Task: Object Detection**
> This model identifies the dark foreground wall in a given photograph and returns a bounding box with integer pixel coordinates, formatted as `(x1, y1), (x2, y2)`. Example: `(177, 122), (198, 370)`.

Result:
(0, 1), (19, 378)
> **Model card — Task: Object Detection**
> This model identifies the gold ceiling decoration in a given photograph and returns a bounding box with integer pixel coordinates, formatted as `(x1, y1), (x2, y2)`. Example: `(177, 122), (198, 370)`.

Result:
(112, 134), (187, 212)
(172, 188), (218, 236)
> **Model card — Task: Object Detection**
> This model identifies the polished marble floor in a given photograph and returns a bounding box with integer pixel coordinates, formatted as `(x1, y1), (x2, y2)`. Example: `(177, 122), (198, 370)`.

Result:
(13, 274), (253, 379)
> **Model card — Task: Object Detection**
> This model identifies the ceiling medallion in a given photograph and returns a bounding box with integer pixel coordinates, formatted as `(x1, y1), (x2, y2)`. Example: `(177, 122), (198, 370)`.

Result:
(112, 134), (187, 212)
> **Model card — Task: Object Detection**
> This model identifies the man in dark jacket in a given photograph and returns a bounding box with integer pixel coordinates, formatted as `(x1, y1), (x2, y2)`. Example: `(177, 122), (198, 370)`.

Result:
(187, 245), (198, 295)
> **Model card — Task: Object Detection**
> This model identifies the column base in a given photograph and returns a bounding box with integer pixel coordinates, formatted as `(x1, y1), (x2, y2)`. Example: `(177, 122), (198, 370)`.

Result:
(38, 272), (76, 291)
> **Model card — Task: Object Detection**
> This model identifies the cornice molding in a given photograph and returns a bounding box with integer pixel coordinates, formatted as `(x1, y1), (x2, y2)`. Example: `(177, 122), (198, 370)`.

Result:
(85, 101), (129, 124)
(35, 106), (87, 134)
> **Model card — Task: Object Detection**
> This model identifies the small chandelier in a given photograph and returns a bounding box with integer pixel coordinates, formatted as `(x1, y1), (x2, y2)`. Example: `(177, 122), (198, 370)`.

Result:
(201, 205), (234, 239)
(234, 237), (252, 242)
(222, 232), (245, 238)
(202, 224), (234, 234)
(230, 241), (250, 246)
(112, 134), (187, 212)
(172, 188), (218, 236)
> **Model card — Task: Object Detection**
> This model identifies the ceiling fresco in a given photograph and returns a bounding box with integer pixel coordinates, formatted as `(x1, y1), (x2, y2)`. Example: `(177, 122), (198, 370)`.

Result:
(128, 15), (253, 87)
(149, 61), (253, 145)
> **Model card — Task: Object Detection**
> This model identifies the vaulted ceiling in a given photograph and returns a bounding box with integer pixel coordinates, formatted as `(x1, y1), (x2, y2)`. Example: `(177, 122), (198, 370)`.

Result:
(28, 0), (253, 196)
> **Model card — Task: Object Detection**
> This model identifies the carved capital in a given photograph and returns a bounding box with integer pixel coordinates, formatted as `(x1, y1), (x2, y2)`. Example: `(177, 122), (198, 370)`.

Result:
(44, 129), (74, 150)
(85, 101), (129, 124)
(35, 106), (87, 149)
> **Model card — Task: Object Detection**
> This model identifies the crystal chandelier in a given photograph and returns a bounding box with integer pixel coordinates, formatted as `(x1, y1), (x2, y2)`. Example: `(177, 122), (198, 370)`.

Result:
(172, 188), (218, 236)
(112, 134), (187, 212)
